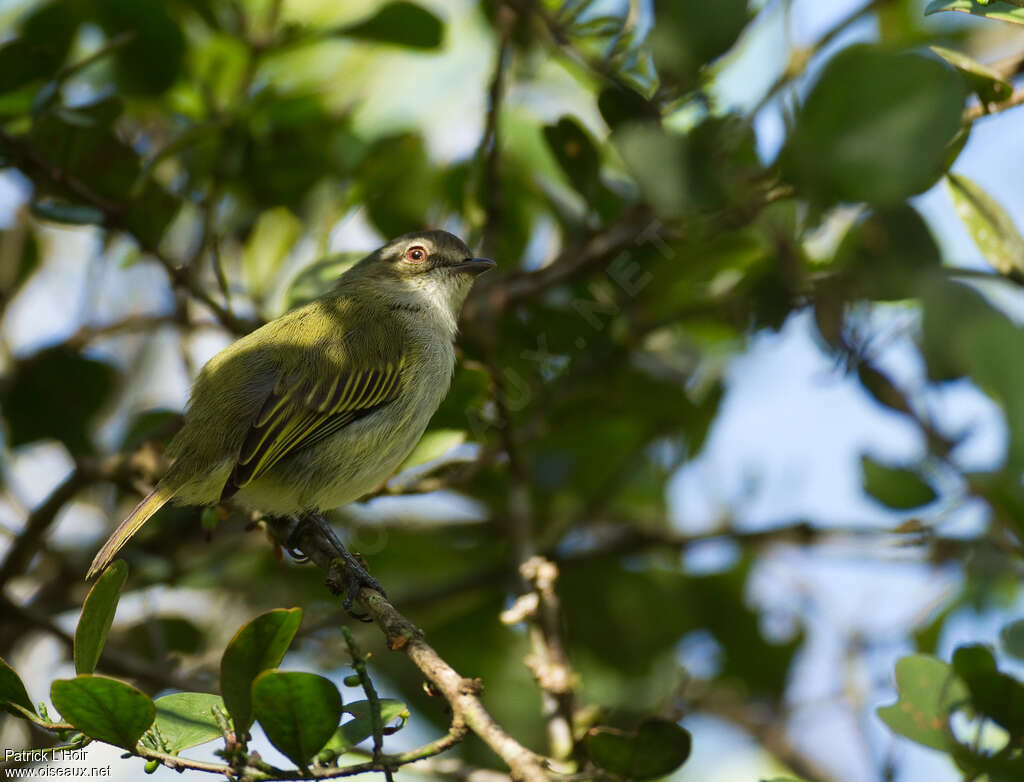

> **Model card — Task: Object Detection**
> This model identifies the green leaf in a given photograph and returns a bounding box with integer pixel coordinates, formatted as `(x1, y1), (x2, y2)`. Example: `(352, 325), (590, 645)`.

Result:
(0, 2), (80, 93)
(92, 0), (185, 94)
(0, 656), (35, 716)
(51, 675), (155, 749)
(284, 253), (362, 309)
(252, 671), (343, 769)
(782, 45), (966, 206)
(75, 559), (128, 674)
(651, 0), (750, 89)
(946, 173), (1024, 278)
(335, 2), (444, 49)
(30, 200), (105, 225)
(543, 116), (602, 199)
(0, 347), (118, 454)
(243, 207), (302, 299)
(925, 0), (1024, 25)
(877, 654), (968, 750)
(952, 644), (1024, 733)
(860, 456), (937, 510)
(1000, 619), (1024, 662)
(584, 719), (692, 780)
(322, 699), (409, 757)
(220, 608), (302, 733)
(930, 46), (1013, 104)
(152, 692), (226, 754)
(399, 430), (466, 471)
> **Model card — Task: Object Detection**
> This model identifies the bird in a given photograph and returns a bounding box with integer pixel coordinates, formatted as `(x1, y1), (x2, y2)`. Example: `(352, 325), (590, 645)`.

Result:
(87, 229), (495, 600)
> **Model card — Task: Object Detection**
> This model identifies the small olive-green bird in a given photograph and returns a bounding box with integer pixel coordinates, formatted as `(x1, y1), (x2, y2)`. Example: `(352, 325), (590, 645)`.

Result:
(88, 230), (494, 591)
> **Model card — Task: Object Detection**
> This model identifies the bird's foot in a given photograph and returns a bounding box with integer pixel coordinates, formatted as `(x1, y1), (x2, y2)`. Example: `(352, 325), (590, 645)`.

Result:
(294, 512), (385, 620)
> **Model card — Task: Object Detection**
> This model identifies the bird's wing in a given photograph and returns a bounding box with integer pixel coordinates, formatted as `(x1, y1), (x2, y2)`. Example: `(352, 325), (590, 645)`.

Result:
(220, 357), (405, 501)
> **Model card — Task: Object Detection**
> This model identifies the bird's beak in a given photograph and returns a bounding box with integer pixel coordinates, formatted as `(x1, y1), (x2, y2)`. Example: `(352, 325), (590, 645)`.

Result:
(452, 257), (497, 275)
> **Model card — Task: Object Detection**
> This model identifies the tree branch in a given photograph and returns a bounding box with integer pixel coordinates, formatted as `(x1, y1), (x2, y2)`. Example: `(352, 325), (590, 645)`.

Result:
(265, 517), (551, 782)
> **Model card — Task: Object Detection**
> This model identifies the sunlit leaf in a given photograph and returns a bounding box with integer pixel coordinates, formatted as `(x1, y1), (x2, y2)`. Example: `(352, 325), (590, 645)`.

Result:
(946, 173), (1024, 277)
(51, 675), (155, 750)
(152, 692), (226, 753)
(220, 608), (302, 733)
(925, 0), (1024, 25)
(782, 45), (966, 205)
(877, 655), (968, 750)
(75, 559), (128, 674)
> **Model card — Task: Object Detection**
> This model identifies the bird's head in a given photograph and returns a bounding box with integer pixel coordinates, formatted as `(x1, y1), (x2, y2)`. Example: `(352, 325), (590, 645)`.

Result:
(345, 230), (495, 329)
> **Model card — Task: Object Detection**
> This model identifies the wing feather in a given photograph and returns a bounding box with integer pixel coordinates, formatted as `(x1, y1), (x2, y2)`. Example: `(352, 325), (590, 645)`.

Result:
(221, 359), (404, 501)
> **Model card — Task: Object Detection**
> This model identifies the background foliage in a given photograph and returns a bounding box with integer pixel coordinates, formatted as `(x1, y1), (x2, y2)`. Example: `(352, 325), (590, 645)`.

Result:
(2, 1), (1024, 781)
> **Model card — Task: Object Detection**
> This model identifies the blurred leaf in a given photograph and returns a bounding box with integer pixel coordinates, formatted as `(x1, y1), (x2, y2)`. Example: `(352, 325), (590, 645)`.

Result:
(75, 559), (128, 674)
(0, 656), (35, 716)
(119, 409), (182, 451)
(930, 46), (1012, 103)
(284, 253), (362, 309)
(651, 0), (750, 88)
(1, 347), (118, 454)
(877, 654), (968, 750)
(860, 456), (936, 510)
(115, 616), (205, 661)
(152, 692), (225, 753)
(244, 207), (302, 299)
(220, 608), (302, 733)
(92, 0), (185, 94)
(0, 2), (80, 93)
(252, 671), (343, 768)
(834, 204), (941, 301)
(30, 200), (105, 225)
(946, 173), (1024, 277)
(51, 675), (155, 749)
(358, 133), (435, 236)
(335, 2), (444, 49)
(323, 699), (409, 756)
(400, 429), (466, 471)
(597, 85), (661, 131)
(1000, 619), (1024, 662)
(543, 116), (602, 200)
(925, 1), (1024, 25)
(921, 280), (1024, 470)
(0, 224), (40, 299)
(952, 644), (1024, 732)
(585, 719), (692, 779)
(782, 45), (966, 205)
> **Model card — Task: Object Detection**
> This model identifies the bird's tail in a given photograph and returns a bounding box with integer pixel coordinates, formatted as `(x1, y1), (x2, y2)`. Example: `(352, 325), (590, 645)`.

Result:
(87, 485), (175, 580)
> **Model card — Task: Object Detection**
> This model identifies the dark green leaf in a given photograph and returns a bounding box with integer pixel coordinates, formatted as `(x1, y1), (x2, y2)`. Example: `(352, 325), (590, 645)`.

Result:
(930, 46), (1013, 103)
(335, 2), (444, 49)
(30, 200), (106, 226)
(0, 656), (35, 716)
(1000, 619), (1024, 662)
(946, 173), (1024, 277)
(220, 608), (302, 733)
(75, 559), (128, 674)
(1, 347), (118, 454)
(585, 719), (692, 779)
(92, 0), (185, 94)
(877, 654), (968, 750)
(925, 1), (1024, 25)
(782, 45), (966, 205)
(51, 675), (155, 749)
(543, 117), (601, 199)
(0, 2), (80, 93)
(252, 671), (343, 768)
(152, 692), (225, 753)
(834, 205), (941, 301)
(952, 644), (1024, 733)
(651, 0), (750, 88)
(114, 616), (204, 662)
(860, 456), (937, 510)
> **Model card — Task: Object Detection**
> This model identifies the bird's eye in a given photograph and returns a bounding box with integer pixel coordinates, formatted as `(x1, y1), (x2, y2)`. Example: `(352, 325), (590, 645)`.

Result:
(405, 246), (427, 263)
